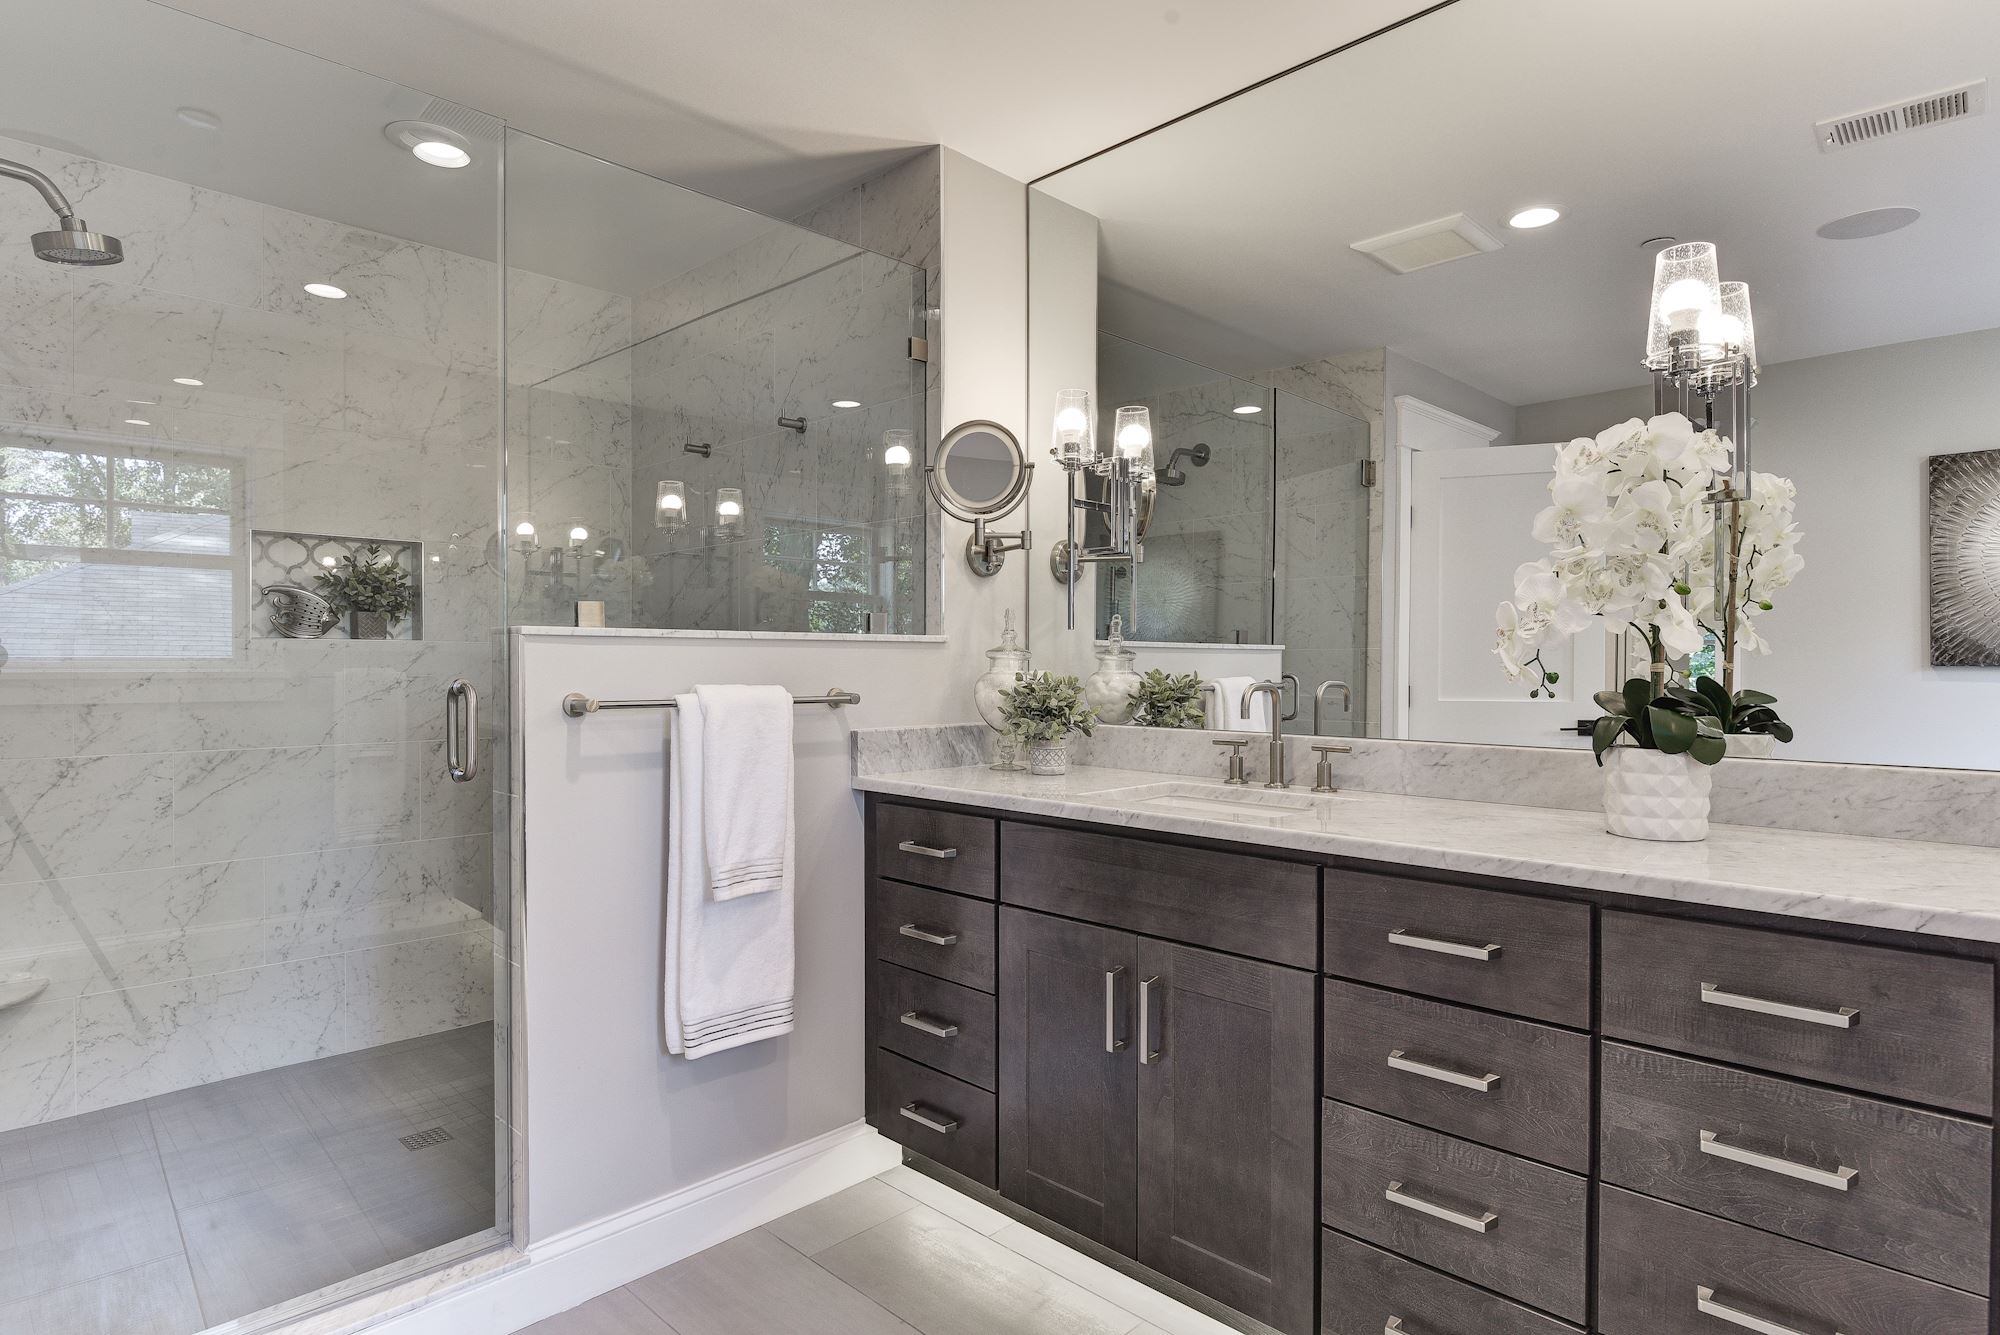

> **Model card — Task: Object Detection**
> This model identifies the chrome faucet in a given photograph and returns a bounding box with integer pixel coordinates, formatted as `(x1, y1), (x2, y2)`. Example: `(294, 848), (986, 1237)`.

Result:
(1242, 680), (1289, 788)
(1313, 680), (1352, 736)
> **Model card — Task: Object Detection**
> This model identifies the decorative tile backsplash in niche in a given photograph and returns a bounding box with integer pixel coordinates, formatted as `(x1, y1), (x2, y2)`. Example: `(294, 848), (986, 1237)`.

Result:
(251, 529), (424, 640)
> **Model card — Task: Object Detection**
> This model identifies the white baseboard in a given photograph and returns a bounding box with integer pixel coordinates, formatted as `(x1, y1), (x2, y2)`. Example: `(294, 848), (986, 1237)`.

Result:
(337, 1121), (899, 1335)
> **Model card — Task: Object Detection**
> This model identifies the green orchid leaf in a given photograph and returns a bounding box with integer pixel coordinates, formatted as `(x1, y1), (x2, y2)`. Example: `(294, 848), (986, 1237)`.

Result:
(1770, 720), (1794, 743)
(1592, 714), (1625, 766)
(1733, 689), (1778, 708)
(1689, 733), (1727, 765)
(1594, 690), (1631, 716)
(1647, 705), (1697, 754)
(1693, 675), (1733, 726)
(1622, 678), (1653, 721)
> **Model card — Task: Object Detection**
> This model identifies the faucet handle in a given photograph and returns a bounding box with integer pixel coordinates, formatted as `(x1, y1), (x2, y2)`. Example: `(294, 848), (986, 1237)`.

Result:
(1310, 742), (1350, 794)
(1212, 737), (1250, 786)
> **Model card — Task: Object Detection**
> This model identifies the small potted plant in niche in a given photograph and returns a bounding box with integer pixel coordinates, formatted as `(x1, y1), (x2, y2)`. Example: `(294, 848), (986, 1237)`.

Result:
(1128, 669), (1206, 729)
(314, 544), (415, 640)
(1000, 672), (1097, 776)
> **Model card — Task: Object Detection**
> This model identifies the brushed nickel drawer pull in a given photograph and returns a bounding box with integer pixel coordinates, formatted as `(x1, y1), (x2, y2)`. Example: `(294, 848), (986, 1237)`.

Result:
(1388, 929), (1500, 961)
(899, 1011), (959, 1039)
(1105, 966), (1127, 1053)
(897, 923), (958, 946)
(896, 840), (959, 860)
(1387, 1049), (1500, 1093)
(1696, 1285), (1845, 1335)
(898, 1102), (959, 1134)
(1700, 982), (1858, 1029)
(1139, 975), (1162, 1065)
(1700, 1129), (1857, 1191)
(1384, 1180), (1498, 1233)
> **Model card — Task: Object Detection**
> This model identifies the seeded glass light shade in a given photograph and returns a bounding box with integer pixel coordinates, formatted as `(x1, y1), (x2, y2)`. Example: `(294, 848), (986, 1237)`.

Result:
(881, 429), (914, 472)
(716, 487), (744, 530)
(655, 480), (686, 531)
(1717, 281), (1758, 382)
(1644, 242), (1722, 370)
(1052, 387), (1094, 468)
(1111, 404), (1154, 473)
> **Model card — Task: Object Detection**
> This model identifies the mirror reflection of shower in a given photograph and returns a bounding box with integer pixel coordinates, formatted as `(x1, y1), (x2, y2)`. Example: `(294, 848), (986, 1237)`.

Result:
(1156, 441), (1210, 486)
(0, 158), (123, 264)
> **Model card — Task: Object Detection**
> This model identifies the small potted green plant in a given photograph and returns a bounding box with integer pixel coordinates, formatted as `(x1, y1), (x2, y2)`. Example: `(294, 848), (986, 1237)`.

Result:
(1127, 669), (1206, 729)
(314, 544), (416, 640)
(1589, 677), (1725, 841)
(999, 671), (1097, 776)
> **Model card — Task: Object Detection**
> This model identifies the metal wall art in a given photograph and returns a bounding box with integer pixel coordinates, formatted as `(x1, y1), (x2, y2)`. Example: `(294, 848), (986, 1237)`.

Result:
(1929, 448), (2000, 667)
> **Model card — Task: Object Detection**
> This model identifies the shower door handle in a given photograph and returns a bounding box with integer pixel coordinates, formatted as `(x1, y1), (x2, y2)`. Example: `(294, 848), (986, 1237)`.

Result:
(446, 679), (478, 783)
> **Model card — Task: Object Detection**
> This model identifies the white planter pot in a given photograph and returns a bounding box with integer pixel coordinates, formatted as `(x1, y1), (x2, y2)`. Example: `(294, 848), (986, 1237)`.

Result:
(1028, 740), (1070, 776)
(1601, 746), (1712, 842)
(1724, 733), (1777, 759)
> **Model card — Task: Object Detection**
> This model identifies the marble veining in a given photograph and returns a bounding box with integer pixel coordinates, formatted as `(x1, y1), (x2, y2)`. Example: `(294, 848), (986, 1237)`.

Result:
(852, 760), (2000, 943)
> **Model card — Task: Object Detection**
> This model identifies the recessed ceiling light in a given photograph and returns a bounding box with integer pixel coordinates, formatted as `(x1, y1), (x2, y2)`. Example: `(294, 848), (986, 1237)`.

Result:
(1508, 206), (1562, 229)
(384, 120), (473, 170)
(831, 399), (861, 409)
(124, 418), (150, 426)
(176, 106), (222, 131)
(173, 377), (203, 387)
(1640, 235), (1678, 249)
(1816, 207), (1921, 240)
(303, 282), (347, 300)
(1233, 404), (1263, 415)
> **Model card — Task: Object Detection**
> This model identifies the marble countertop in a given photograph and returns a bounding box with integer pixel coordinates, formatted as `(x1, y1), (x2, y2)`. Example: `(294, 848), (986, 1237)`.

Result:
(853, 763), (2000, 943)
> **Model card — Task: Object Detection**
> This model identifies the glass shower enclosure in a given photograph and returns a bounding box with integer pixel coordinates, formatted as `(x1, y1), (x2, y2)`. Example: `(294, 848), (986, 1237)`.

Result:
(0, 6), (512, 1332)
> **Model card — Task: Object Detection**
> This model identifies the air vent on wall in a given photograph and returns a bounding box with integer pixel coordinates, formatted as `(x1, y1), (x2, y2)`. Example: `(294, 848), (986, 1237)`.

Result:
(1350, 213), (1503, 275)
(1815, 79), (1986, 152)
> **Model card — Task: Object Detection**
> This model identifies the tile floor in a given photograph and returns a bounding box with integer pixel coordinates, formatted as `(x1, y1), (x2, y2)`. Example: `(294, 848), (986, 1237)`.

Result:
(523, 1165), (1246, 1335)
(0, 1023), (496, 1335)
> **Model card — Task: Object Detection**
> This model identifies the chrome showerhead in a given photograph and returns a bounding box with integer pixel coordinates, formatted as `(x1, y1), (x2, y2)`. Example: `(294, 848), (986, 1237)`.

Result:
(2, 157), (123, 266)
(32, 223), (122, 265)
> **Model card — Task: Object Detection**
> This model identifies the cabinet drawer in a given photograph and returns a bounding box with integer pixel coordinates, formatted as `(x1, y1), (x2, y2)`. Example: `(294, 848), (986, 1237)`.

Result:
(1320, 1229), (1579, 1335)
(1000, 823), (1317, 967)
(1319, 1100), (1587, 1321)
(1322, 871), (1590, 1027)
(869, 878), (996, 992)
(1601, 912), (1994, 1115)
(1323, 980), (1591, 1171)
(1600, 1042), (1991, 1294)
(870, 962), (997, 1091)
(874, 802), (997, 898)
(869, 1049), (996, 1188)
(1597, 1185), (1987, 1335)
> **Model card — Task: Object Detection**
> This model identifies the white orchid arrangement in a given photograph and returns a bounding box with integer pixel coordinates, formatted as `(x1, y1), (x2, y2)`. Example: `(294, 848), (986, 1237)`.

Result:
(1495, 412), (1803, 695)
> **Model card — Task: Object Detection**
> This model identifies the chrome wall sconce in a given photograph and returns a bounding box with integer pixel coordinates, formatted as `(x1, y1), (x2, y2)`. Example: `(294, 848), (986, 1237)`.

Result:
(1047, 389), (1156, 629)
(927, 420), (1032, 576)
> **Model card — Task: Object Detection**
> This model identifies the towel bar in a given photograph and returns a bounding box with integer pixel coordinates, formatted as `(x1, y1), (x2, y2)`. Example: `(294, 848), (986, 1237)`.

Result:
(562, 687), (860, 717)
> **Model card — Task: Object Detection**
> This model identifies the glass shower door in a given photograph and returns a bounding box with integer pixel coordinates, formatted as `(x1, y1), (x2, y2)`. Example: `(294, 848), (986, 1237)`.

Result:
(0, 3), (511, 1331)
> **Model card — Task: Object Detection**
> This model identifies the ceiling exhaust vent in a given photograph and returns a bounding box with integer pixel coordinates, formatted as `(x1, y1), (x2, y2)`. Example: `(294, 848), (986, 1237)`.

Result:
(1816, 79), (1986, 152)
(1350, 213), (1503, 275)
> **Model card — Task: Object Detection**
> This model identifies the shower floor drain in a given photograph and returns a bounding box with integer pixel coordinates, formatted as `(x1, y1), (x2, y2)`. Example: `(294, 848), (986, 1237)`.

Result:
(400, 1126), (454, 1151)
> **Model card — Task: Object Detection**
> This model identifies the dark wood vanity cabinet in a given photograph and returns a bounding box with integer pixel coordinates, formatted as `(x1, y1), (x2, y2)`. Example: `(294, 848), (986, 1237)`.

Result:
(863, 795), (2000, 1335)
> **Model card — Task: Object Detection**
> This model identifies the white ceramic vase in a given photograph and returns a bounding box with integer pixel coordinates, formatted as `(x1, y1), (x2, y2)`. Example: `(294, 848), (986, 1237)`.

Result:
(1028, 740), (1070, 776)
(1724, 733), (1777, 759)
(1601, 746), (1712, 842)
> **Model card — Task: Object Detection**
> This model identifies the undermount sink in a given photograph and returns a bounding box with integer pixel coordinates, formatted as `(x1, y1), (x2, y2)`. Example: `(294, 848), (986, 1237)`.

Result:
(1095, 780), (1341, 827)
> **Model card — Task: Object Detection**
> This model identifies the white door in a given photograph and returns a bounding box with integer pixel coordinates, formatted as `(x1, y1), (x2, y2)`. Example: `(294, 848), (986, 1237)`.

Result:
(1405, 444), (1608, 747)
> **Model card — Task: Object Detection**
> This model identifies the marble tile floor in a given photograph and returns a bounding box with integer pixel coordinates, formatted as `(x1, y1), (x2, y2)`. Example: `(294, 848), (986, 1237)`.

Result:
(0, 1022), (495, 1335)
(523, 1166), (1246, 1335)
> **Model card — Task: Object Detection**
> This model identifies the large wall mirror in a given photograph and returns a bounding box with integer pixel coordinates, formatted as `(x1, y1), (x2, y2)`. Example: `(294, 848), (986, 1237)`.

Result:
(1030, 0), (2000, 768)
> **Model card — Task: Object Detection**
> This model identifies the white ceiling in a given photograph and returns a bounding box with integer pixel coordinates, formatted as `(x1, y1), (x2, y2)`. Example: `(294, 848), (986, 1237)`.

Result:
(158, 0), (1436, 215)
(1039, 0), (2000, 406)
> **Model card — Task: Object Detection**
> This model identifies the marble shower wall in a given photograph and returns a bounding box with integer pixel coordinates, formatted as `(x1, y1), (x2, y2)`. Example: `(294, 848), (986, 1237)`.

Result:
(1274, 389), (1372, 737)
(0, 134), (603, 1131)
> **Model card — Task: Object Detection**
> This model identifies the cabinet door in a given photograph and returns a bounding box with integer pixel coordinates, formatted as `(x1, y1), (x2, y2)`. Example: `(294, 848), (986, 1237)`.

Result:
(998, 907), (1139, 1254)
(1135, 940), (1317, 1335)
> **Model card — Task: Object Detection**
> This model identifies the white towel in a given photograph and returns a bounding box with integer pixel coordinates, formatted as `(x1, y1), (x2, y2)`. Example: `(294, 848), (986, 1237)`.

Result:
(1207, 676), (1269, 733)
(664, 692), (795, 1059)
(693, 684), (794, 901)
